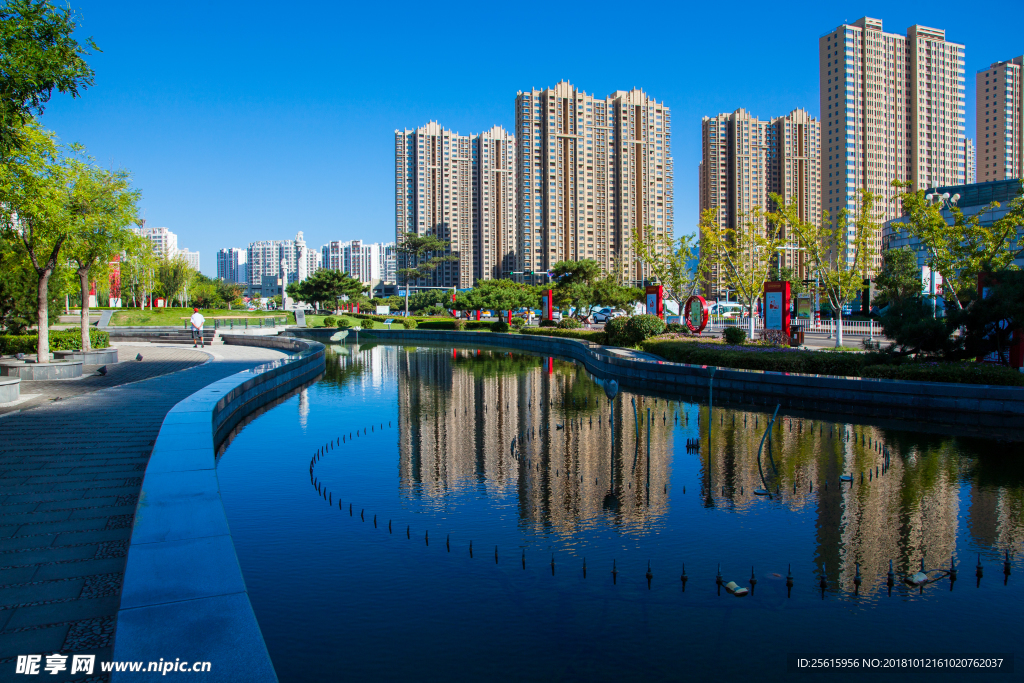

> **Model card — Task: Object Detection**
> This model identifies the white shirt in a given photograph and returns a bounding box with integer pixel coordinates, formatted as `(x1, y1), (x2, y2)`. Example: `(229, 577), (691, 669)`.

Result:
(190, 312), (205, 330)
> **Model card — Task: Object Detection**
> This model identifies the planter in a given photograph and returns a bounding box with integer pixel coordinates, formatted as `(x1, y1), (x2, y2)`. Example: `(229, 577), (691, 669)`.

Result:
(53, 348), (119, 364)
(0, 377), (19, 402)
(0, 360), (83, 380)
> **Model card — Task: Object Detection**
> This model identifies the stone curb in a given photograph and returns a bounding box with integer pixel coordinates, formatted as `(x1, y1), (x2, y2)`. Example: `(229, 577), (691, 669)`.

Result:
(111, 335), (326, 682)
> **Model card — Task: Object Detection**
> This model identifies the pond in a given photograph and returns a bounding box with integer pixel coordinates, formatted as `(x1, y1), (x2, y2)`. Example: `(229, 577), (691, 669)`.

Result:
(217, 342), (1024, 682)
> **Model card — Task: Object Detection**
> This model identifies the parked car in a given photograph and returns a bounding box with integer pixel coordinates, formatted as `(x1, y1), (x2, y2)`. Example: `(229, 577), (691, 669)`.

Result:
(592, 308), (627, 323)
(710, 302), (744, 318)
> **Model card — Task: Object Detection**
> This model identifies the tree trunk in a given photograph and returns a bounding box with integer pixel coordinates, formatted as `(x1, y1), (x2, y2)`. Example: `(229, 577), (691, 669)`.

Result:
(79, 265), (92, 351)
(835, 311), (843, 348)
(748, 301), (756, 340)
(36, 269), (52, 363)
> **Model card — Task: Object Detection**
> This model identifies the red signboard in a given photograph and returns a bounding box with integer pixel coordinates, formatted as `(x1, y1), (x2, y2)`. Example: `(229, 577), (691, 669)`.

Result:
(645, 285), (664, 319)
(763, 281), (791, 336)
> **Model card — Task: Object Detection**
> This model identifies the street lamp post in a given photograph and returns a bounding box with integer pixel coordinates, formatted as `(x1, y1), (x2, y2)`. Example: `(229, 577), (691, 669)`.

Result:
(923, 191), (960, 318)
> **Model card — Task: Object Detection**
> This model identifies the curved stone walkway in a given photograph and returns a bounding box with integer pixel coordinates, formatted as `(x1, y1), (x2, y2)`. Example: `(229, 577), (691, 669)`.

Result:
(0, 344), (288, 681)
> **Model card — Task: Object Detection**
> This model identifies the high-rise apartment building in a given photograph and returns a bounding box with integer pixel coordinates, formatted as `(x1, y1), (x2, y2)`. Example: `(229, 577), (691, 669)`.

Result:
(395, 122), (475, 289)
(820, 17), (966, 272)
(216, 248), (247, 284)
(966, 138), (976, 183)
(179, 248), (200, 272)
(515, 81), (672, 285)
(976, 57), (1023, 182)
(698, 108), (820, 299)
(474, 126), (517, 280)
(247, 232), (320, 296)
(131, 226), (178, 259)
(320, 240), (397, 285)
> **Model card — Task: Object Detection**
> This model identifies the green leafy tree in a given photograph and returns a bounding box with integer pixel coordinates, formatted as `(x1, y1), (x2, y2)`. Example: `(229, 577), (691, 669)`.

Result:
(286, 269), (367, 311)
(551, 259), (602, 320)
(395, 232), (457, 316)
(0, 122), (82, 361)
(771, 189), (878, 346)
(873, 247), (921, 309)
(156, 254), (195, 307)
(891, 180), (1024, 310)
(591, 275), (642, 311)
(700, 205), (787, 339)
(65, 164), (139, 349)
(455, 279), (536, 317)
(0, 231), (66, 332)
(120, 227), (157, 309)
(0, 0), (97, 157)
(632, 225), (703, 316)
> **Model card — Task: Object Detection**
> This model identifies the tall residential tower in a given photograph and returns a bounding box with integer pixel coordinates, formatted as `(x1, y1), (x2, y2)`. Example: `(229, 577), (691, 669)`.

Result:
(819, 17), (966, 272)
(515, 81), (672, 285)
(976, 57), (1023, 182)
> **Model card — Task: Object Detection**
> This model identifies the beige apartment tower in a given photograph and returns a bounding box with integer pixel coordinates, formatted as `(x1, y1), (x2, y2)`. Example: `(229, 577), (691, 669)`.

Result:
(819, 17), (966, 274)
(976, 57), (1023, 182)
(474, 126), (517, 280)
(515, 81), (672, 286)
(698, 108), (820, 300)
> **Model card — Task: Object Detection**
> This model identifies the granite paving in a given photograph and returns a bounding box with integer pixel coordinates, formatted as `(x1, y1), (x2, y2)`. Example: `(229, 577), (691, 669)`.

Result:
(0, 343), (287, 681)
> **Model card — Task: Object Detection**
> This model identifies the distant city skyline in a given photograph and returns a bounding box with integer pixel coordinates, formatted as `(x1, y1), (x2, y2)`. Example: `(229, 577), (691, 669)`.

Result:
(39, 2), (1024, 278)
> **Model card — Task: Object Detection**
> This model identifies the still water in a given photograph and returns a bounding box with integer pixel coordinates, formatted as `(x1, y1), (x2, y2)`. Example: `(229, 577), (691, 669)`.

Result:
(218, 343), (1024, 682)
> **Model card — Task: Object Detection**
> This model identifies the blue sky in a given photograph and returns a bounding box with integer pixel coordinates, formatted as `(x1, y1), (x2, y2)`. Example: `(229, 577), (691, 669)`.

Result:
(41, 0), (1024, 276)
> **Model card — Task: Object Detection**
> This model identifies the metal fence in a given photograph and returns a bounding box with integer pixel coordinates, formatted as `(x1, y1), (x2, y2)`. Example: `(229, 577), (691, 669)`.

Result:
(182, 316), (288, 331)
(705, 317), (881, 337)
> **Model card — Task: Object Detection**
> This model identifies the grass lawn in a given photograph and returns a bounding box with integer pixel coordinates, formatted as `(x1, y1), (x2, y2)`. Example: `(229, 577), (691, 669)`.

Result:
(110, 308), (293, 327)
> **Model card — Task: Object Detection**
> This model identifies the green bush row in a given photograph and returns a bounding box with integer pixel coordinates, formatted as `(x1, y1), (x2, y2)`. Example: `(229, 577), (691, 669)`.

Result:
(861, 362), (1024, 387)
(605, 314), (665, 345)
(417, 320), (493, 331)
(641, 339), (878, 376)
(0, 329), (111, 354)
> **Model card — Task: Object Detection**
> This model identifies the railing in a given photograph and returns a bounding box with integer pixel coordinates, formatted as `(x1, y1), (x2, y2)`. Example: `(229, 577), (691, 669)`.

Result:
(181, 316), (288, 331)
(705, 316), (881, 337)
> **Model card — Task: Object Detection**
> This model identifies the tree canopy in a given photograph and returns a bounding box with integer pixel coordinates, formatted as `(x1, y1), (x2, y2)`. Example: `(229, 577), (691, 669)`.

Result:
(0, 0), (97, 156)
(455, 279), (536, 313)
(286, 269), (367, 310)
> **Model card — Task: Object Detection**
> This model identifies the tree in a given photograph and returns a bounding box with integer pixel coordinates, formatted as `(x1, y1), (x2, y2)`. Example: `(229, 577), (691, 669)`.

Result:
(395, 232), (457, 316)
(873, 247), (920, 309)
(591, 275), (643, 311)
(286, 269), (366, 311)
(771, 189), (877, 346)
(65, 164), (139, 349)
(0, 0), (97, 157)
(632, 225), (703, 317)
(0, 122), (82, 361)
(455, 279), (536, 316)
(0, 230), (66, 332)
(700, 206), (787, 339)
(156, 254), (195, 307)
(551, 259), (602, 320)
(120, 228), (157, 309)
(891, 180), (1024, 310)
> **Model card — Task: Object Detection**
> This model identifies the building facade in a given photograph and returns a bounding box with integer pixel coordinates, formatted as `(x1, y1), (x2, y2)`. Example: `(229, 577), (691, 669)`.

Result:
(976, 57), (1023, 182)
(819, 17), (966, 273)
(179, 248), (200, 272)
(395, 122), (475, 289)
(320, 240), (397, 285)
(698, 108), (820, 299)
(131, 226), (178, 259)
(216, 248), (248, 284)
(515, 81), (672, 286)
(246, 232), (320, 297)
(474, 126), (517, 281)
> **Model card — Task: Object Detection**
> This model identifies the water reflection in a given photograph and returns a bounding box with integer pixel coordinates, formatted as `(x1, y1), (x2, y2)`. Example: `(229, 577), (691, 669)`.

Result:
(322, 343), (1023, 595)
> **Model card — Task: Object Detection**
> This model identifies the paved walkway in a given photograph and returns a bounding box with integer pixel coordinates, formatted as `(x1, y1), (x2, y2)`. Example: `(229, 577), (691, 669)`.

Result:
(0, 344), (288, 681)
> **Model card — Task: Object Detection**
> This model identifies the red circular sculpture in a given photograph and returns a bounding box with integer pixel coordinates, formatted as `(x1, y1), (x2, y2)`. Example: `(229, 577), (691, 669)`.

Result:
(684, 295), (709, 334)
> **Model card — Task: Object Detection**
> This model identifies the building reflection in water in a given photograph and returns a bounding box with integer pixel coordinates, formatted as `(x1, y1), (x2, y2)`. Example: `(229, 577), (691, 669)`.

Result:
(324, 344), (1023, 593)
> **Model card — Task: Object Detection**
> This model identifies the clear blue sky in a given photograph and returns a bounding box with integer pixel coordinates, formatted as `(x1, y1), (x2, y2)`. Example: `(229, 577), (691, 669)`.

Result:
(41, 0), (1024, 277)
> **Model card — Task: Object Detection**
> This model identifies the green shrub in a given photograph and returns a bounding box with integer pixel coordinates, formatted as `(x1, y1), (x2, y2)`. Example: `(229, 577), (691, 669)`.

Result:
(0, 335), (36, 354)
(557, 318), (582, 329)
(723, 327), (747, 345)
(453, 319), (467, 331)
(401, 318), (417, 329)
(322, 316), (337, 328)
(539, 319), (557, 328)
(336, 318), (354, 329)
(491, 320), (510, 333)
(605, 316), (630, 345)
(861, 362), (1024, 386)
(0, 329), (111, 354)
(665, 322), (689, 334)
(625, 314), (666, 344)
(510, 316), (527, 330)
(521, 328), (607, 344)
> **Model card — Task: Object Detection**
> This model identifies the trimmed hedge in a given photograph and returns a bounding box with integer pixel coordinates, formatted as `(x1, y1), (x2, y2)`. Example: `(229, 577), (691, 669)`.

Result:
(861, 362), (1024, 387)
(557, 318), (583, 329)
(0, 329), (111, 354)
(625, 314), (665, 344)
(510, 316), (527, 330)
(641, 339), (877, 377)
(491, 321), (511, 332)
(604, 317), (630, 345)
(521, 328), (608, 344)
(322, 316), (337, 328)
(538, 319), (557, 328)
(723, 327), (747, 345)
(417, 320), (492, 331)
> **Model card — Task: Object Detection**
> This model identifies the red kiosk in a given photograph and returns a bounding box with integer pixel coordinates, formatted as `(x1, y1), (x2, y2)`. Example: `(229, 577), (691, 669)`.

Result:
(763, 281), (791, 344)
(645, 285), (664, 319)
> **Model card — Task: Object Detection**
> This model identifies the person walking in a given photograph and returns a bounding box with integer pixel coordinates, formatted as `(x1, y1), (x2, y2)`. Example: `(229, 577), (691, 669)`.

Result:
(190, 307), (206, 348)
